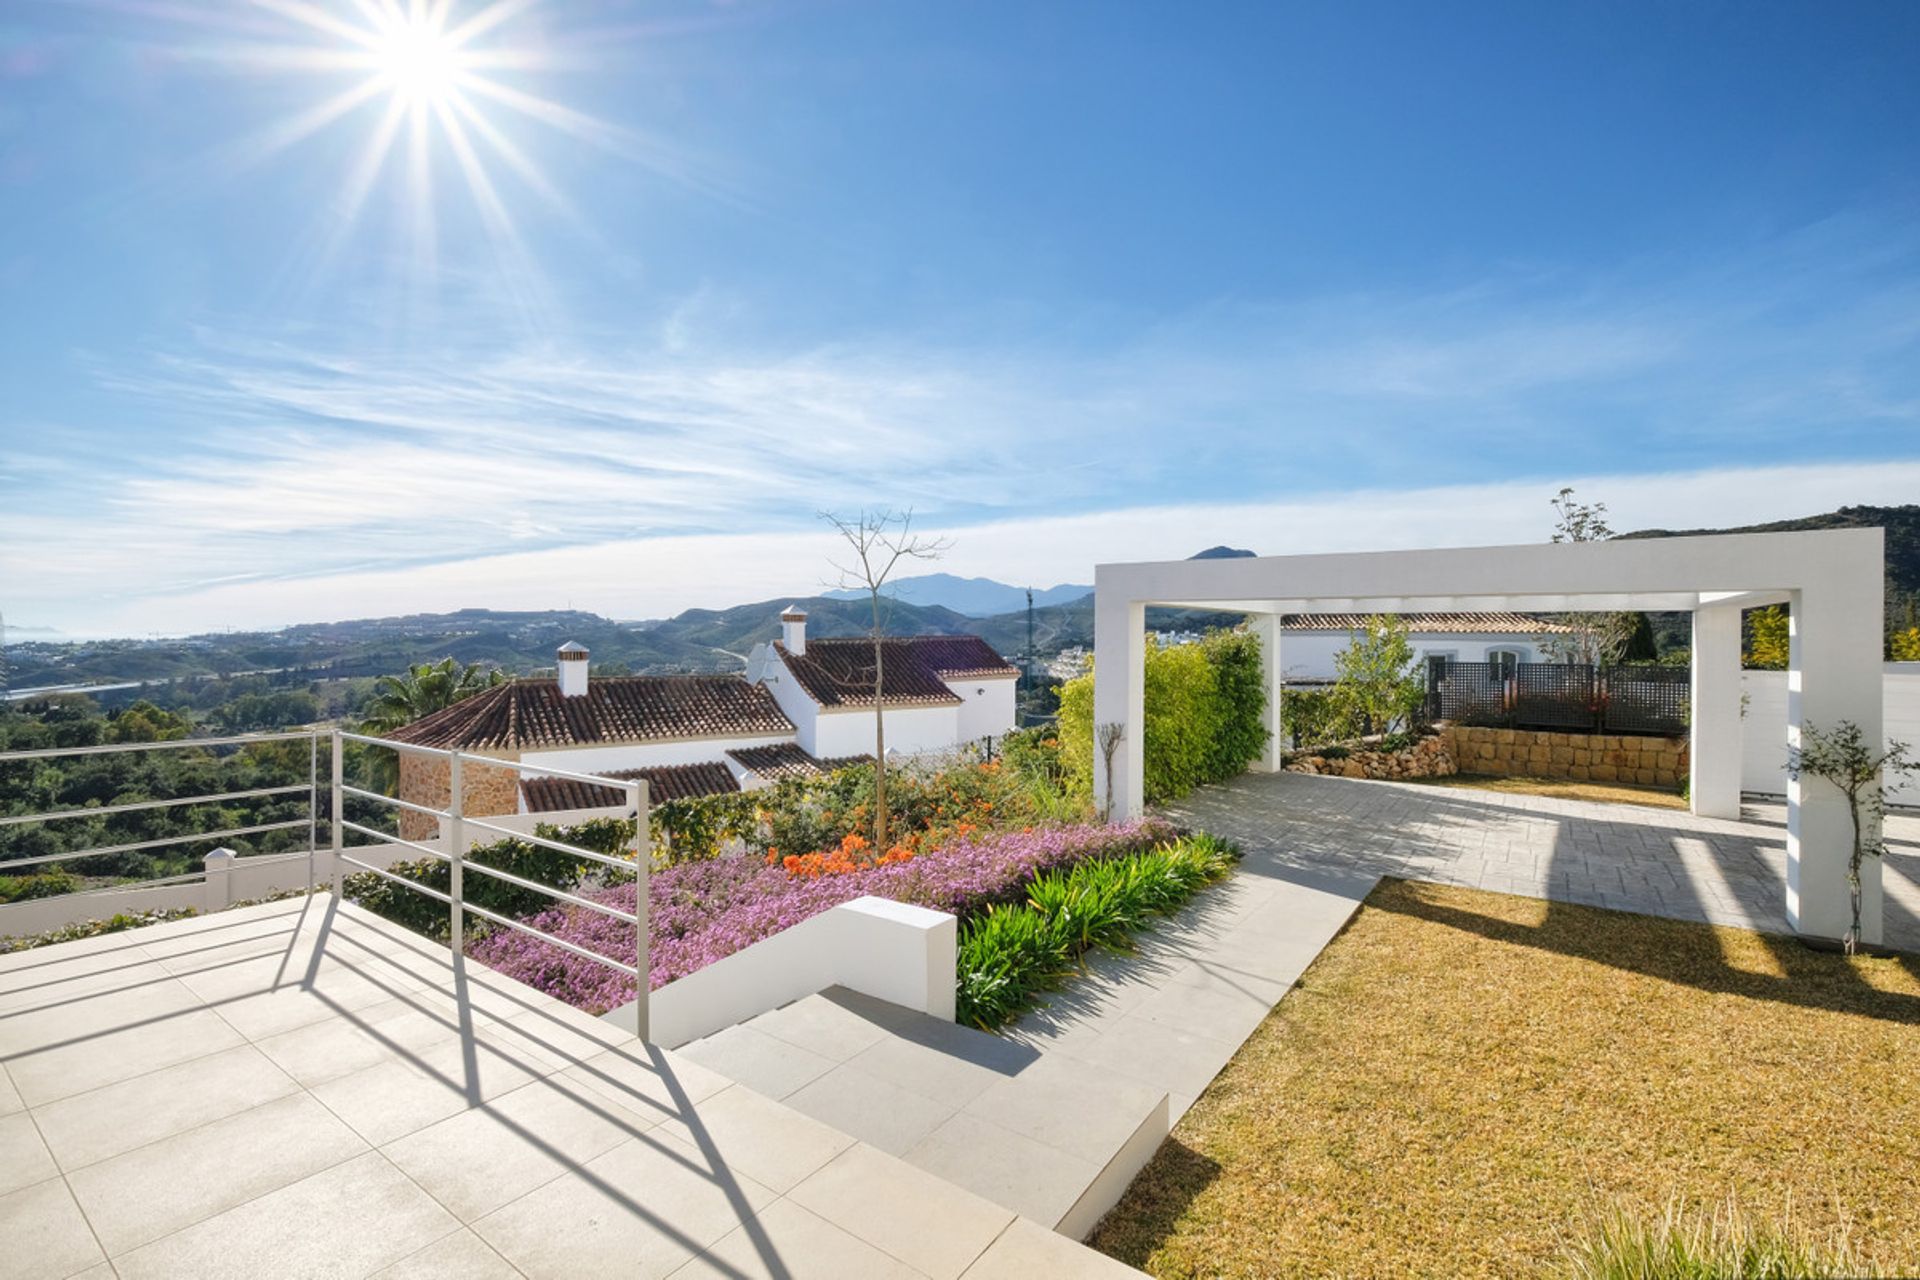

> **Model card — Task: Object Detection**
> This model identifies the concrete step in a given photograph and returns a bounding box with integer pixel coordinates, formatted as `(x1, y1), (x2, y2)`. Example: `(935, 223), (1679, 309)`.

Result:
(679, 987), (1169, 1239)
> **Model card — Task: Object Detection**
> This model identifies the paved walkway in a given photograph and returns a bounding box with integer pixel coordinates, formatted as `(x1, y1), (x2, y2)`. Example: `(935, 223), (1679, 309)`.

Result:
(1164, 772), (1920, 952)
(0, 898), (1134, 1280)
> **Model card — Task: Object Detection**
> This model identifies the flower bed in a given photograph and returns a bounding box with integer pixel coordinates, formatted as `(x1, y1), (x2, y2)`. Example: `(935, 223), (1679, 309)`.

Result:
(469, 818), (1178, 1015)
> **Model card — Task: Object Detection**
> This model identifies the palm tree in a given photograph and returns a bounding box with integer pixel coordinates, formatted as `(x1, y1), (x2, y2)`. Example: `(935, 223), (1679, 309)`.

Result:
(358, 658), (505, 794)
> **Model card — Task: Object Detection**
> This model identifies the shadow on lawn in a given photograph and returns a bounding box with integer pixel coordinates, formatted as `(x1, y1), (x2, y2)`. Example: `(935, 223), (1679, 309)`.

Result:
(1367, 877), (1920, 1026)
(1086, 1139), (1224, 1269)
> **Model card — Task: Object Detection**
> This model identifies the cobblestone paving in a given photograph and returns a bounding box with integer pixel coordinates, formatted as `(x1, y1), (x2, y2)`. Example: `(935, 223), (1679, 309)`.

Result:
(1164, 772), (1920, 952)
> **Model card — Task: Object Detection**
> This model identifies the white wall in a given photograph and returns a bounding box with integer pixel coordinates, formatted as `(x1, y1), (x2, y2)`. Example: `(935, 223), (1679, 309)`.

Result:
(1277, 631), (1543, 682)
(809, 703), (960, 758)
(598, 895), (957, 1048)
(518, 733), (794, 778)
(948, 675), (1017, 742)
(1741, 665), (1920, 805)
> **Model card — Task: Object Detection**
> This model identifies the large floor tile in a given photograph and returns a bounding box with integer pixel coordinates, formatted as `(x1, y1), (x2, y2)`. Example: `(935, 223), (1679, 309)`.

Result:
(903, 1113), (1097, 1229)
(960, 1216), (1143, 1278)
(4, 1006), (247, 1107)
(473, 1132), (778, 1280)
(371, 1229), (524, 1279)
(0, 1113), (57, 1197)
(781, 1062), (956, 1157)
(676, 1024), (838, 1101)
(0, 972), (205, 1058)
(960, 1054), (1164, 1169)
(252, 988), (474, 1088)
(841, 1026), (1029, 1110)
(1054, 1014), (1240, 1101)
(745, 991), (897, 1062)
(787, 1145), (1014, 1280)
(557, 1042), (733, 1124)
(308, 1028), (551, 1146)
(67, 1092), (366, 1255)
(383, 1074), (659, 1221)
(652, 1082), (854, 1194)
(112, 1151), (457, 1280)
(33, 1043), (300, 1170)
(0, 1064), (21, 1117)
(0, 1177), (106, 1280)
(669, 1197), (923, 1280)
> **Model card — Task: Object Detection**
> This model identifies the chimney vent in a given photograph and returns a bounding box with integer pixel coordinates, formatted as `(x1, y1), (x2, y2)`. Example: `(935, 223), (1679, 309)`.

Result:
(556, 641), (590, 697)
(779, 606), (807, 657)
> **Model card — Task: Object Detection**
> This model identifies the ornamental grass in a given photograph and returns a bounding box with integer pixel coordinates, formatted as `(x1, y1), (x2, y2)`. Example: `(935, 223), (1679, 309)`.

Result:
(468, 817), (1178, 1015)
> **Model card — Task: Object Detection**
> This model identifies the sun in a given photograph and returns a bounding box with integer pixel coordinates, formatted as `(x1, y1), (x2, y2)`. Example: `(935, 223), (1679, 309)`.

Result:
(370, 12), (465, 106)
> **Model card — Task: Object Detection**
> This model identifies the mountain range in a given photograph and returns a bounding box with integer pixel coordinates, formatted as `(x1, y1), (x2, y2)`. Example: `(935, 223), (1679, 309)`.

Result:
(820, 574), (1091, 617)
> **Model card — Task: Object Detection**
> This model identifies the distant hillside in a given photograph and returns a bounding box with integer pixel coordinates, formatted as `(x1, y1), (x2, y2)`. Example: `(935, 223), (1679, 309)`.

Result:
(1621, 504), (1920, 634)
(1190, 545), (1256, 560)
(821, 573), (1091, 616)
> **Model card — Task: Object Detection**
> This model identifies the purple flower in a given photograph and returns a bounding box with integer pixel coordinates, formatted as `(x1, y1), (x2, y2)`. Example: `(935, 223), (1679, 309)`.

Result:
(467, 818), (1176, 1015)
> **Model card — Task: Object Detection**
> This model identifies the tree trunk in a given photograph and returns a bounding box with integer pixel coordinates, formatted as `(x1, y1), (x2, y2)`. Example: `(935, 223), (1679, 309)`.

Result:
(873, 630), (888, 848)
(1847, 785), (1863, 955)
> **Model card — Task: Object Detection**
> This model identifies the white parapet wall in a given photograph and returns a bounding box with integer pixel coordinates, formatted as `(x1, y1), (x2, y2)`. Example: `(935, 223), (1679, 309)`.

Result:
(1741, 665), (1920, 805)
(602, 894), (958, 1049)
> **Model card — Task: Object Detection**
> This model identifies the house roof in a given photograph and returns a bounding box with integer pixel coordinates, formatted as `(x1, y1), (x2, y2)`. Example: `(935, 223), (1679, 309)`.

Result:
(519, 762), (741, 814)
(1279, 612), (1574, 635)
(388, 675), (794, 751)
(727, 743), (869, 782)
(773, 634), (1015, 709)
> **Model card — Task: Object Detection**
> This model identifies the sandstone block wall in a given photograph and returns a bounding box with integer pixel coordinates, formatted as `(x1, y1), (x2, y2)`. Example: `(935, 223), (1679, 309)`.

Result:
(1442, 725), (1688, 789)
(395, 750), (524, 842)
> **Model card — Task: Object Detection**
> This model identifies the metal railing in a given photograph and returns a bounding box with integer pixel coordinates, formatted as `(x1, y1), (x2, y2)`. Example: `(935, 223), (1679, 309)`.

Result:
(0, 729), (323, 888)
(0, 727), (653, 1039)
(332, 731), (652, 1040)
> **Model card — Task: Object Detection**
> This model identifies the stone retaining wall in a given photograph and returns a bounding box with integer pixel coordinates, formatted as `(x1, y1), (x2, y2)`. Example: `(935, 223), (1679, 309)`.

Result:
(1443, 725), (1687, 789)
(1284, 733), (1456, 781)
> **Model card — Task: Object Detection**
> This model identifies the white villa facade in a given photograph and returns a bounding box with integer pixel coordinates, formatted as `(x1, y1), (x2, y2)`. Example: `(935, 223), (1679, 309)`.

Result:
(1272, 611), (1573, 682)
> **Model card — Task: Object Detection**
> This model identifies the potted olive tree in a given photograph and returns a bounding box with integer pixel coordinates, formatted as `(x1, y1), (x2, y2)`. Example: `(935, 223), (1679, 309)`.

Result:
(1787, 720), (1916, 954)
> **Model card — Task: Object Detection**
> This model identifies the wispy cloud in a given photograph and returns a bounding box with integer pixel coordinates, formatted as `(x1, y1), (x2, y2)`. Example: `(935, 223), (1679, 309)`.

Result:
(5, 218), (1918, 634)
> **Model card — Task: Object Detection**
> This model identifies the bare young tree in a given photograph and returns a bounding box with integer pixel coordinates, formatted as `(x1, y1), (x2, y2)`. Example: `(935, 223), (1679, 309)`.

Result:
(1542, 486), (1640, 666)
(822, 509), (953, 849)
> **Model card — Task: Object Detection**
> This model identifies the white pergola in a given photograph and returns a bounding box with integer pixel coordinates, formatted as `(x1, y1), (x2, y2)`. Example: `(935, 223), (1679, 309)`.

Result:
(1092, 528), (1888, 944)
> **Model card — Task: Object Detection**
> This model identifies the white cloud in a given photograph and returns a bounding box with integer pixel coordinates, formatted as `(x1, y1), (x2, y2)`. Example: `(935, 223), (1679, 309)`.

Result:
(24, 459), (1920, 637)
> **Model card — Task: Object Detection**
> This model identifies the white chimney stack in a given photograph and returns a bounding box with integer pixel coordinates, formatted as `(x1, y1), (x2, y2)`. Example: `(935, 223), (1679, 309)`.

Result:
(780, 606), (807, 657)
(556, 641), (590, 697)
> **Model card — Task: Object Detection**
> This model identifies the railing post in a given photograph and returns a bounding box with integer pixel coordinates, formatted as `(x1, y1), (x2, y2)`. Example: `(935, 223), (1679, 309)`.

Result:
(329, 729), (344, 898)
(630, 778), (650, 1042)
(307, 731), (319, 894)
(449, 750), (465, 959)
(203, 846), (236, 912)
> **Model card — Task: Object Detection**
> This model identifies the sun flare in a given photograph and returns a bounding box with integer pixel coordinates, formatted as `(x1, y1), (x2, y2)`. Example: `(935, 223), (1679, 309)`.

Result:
(370, 13), (464, 106)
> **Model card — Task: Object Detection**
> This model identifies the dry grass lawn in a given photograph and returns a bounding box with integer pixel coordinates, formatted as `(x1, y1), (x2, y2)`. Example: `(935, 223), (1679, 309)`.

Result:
(1088, 879), (1920, 1278)
(1404, 771), (1690, 811)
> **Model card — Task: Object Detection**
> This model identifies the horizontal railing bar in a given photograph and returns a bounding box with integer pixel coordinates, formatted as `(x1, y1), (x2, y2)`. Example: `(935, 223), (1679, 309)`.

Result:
(336, 855), (456, 905)
(458, 859), (638, 925)
(337, 731), (452, 759)
(339, 785), (448, 820)
(0, 820), (311, 872)
(338, 821), (452, 863)
(457, 815), (637, 872)
(58, 869), (210, 895)
(0, 785), (311, 828)
(0, 731), (320, 762)
(461, 901), (640, 977)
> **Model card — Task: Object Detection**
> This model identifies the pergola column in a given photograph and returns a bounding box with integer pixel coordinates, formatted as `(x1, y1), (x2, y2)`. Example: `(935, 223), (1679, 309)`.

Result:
(1253, 613), (1286, 772)
(1788, 579), (1886, 943)
(1092, 589), (1145, 820)
(1688, 604), (1743, 819)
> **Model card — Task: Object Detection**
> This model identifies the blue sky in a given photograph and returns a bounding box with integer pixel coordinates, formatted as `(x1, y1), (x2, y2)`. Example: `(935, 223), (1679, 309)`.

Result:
(3, 1), (1918, 635)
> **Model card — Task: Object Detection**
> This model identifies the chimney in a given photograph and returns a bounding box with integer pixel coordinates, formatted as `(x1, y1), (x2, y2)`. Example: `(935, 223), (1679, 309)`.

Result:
(780, 606), (807, 657)
(556, 641), (590, 697)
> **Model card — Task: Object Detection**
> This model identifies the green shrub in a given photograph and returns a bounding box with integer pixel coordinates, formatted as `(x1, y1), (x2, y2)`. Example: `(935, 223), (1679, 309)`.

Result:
(1280, 686), (1357, 749)
(0, 866), (81, 904)
(1057, 631), (1271, 806)
(956, 831), (1240, 1028)
(650, 792), (757, 867)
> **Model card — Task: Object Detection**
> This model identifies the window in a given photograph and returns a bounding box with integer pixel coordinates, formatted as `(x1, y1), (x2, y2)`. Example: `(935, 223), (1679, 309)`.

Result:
(1486, 647), (1525, 677)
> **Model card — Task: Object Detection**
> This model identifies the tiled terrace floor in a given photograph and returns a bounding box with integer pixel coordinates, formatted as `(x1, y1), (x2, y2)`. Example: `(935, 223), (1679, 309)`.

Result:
(1165, 771), (1920, 952)
(0, 898), (1136, 1280)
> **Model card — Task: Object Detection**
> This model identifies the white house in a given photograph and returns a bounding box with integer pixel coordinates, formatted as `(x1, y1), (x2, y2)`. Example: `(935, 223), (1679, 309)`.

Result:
(1273, 611), (1575, 683)
(744, 607), (1019, 758)
(390, 616), (1019, 822)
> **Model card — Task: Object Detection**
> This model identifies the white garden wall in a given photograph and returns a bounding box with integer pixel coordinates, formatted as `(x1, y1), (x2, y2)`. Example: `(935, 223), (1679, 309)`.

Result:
(1740, 665), (1920, 805)
(599, 895), (957, 1048)
(807, 703), (960, 759)
(950, 675), (1018, 742)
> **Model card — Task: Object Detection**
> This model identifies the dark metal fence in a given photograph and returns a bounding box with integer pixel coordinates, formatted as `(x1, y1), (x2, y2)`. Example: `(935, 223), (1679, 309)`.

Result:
(1427, 660), (1689, 736)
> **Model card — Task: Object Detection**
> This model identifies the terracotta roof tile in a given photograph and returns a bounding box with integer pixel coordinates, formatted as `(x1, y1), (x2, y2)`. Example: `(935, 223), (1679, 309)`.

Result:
(774, 635), (1013, 709)
(388, 676), (793, 751)
(519, 762), (740, 813)
(726, 743), (868, 781)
